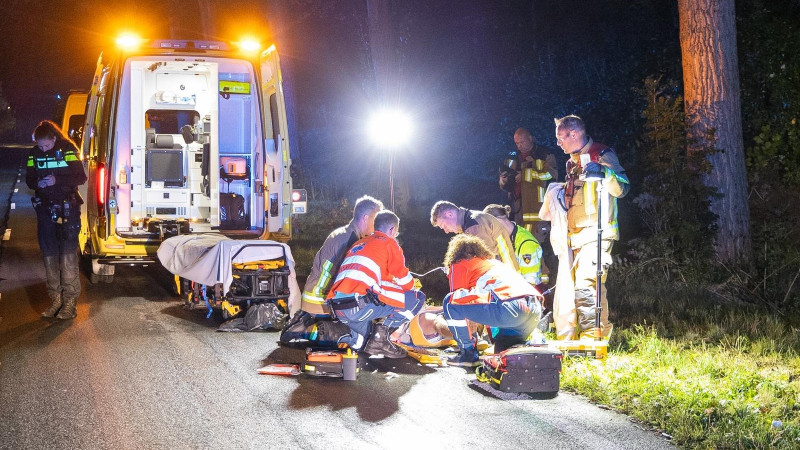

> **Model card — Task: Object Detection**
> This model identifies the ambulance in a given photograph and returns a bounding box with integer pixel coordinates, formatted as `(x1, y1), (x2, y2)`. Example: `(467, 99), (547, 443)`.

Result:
(74, 35), (296, 283)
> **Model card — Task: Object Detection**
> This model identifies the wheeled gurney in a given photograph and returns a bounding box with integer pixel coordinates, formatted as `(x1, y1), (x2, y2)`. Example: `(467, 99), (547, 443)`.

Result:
(157, 234), (301, 319)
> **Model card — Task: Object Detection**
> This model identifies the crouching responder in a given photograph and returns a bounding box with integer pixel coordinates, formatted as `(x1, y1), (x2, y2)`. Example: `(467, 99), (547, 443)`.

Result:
(298, 195), (384, 317)
(327, 210), (424, 358)
(26, 120), (87, 319)
(441, 234), (543, 367)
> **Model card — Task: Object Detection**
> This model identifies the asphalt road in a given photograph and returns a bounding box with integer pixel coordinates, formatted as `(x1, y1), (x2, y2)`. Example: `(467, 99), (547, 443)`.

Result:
(0, 146), (674, 449)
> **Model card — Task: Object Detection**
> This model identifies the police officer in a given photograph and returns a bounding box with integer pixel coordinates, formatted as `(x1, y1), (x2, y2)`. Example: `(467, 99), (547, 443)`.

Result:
(26, 120), (87, 319)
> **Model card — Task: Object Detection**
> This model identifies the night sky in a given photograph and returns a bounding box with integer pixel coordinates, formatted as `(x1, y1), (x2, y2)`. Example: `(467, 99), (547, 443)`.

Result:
(0, 0), (681, 207)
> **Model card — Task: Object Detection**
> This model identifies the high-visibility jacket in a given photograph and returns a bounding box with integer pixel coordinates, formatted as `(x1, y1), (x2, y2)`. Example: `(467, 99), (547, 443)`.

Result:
(26, 140), (86, 204)
(564, 138), (629, 248)
(455, 207), (519, 271)
(327, 231), (414, 308)
(301, 221), (361, 315)
(519, 150), (558, 224)
(511, 224), (543, 285)
(447, 257), (538, 305)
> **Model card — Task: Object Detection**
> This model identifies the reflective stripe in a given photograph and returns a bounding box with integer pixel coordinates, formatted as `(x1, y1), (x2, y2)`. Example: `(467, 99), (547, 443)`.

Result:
(522, 213), (541, 221)
(36, 159), (68, 169)
(335, 269), (380, 291)
(446, 319), (468, 327)
(64, 153), (79, 162)
(301, 292), (326, 304)
(27, 157), (34, 167)
(524, 166), (553, 182)
(495, 235), (514, 267)
(380, 289), (405, 304)
(394, 273), (412, 286)
(312, 260), (334, 296)
(397, 310), (414, 320)
(338, 255), (382, 282)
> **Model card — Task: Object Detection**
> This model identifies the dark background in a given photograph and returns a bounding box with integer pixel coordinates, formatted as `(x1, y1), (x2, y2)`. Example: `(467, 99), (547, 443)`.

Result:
(0, 0), (681, 208)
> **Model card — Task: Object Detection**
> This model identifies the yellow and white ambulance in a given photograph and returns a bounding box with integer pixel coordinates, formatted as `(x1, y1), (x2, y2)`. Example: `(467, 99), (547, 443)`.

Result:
(74, 35), (295, 283)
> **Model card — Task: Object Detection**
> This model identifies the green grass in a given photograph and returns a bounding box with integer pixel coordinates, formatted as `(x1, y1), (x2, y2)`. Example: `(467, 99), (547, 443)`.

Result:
(289, 203), (800, 448)
(559, 277), (800, 449)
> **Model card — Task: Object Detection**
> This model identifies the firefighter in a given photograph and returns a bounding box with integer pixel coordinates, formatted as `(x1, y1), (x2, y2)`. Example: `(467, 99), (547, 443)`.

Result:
(555, 115), (629, 339)
(26, 120), (87, 319)
(430, 200), (519, 271)
(298, 195), (384, 316)
(499, 127), (559, 283)
(327, 210), (424, 358)
(441, 234), (543, 367)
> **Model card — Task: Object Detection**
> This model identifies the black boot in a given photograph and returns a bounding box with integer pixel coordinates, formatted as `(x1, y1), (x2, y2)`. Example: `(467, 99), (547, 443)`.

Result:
(362, 323), (407, 359)
(41, 256), (62, 318)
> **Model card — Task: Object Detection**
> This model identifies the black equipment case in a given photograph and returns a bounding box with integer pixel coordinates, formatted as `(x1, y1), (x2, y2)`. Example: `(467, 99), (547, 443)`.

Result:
(478, 345), (562, 393)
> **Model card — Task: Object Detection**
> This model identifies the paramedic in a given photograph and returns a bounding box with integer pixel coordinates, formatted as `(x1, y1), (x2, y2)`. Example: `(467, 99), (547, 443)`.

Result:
(441, 234), (543, 367)
(555, 114), (629, 339)
(299, 195), (384, 316)
(499, 127), (558, 282)
(26, 120), (87, 319)
(430, 200), (519, 271)
(327, 210), (424, 358)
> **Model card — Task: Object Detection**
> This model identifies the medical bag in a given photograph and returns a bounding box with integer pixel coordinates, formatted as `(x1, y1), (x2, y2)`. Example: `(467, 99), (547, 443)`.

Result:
(477, 345), (562, 393)
(219, 193), (248, 229)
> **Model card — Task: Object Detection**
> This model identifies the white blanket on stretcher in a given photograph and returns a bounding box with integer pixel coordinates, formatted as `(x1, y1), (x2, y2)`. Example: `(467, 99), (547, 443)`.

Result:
(157, 234), (301, 315)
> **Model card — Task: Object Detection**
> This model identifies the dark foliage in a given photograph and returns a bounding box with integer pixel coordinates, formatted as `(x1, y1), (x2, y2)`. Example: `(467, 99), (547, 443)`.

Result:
(620, 78), (719, 283)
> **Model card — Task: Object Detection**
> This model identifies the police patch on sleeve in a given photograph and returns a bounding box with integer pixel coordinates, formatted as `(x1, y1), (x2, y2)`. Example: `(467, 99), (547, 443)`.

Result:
(522, 254), (532, 265)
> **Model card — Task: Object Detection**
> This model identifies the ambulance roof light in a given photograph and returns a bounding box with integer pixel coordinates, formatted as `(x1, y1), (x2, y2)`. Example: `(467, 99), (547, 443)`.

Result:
(238, 38), (261, 54)
(116, 33), (142, 51)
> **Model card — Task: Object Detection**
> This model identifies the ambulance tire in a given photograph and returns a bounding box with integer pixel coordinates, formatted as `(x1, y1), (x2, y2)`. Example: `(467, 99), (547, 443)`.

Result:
(89, 273), (114, 284)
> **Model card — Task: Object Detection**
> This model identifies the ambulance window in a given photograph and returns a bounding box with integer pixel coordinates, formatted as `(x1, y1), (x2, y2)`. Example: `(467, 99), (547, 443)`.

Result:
(269, 93), (279, 153)
(67, 115), (84, 141)
(145, 110), (200, 134)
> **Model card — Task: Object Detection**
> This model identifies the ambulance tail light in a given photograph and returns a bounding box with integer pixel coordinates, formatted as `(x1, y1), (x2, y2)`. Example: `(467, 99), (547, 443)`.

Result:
(97, 163), (107, 214)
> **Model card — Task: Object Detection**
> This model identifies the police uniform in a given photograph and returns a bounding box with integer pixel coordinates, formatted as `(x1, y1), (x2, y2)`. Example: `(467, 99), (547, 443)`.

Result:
(26, 139), (87, 318)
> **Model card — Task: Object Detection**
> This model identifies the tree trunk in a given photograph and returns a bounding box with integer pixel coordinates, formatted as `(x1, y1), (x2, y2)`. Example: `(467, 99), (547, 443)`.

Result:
(678, 0), (751, 263)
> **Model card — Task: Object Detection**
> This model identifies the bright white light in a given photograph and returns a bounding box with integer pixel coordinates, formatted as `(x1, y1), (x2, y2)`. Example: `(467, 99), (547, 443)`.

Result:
(239, 39), (261, 53)
(116, 33), (142, 51)
(368, 110), (412, 148)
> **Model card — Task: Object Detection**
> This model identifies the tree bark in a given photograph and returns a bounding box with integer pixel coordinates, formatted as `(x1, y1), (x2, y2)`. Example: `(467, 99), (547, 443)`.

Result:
(678, 0), (751, 263)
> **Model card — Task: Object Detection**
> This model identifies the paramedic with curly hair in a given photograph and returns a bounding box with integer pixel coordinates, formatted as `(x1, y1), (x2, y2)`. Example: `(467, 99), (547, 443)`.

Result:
(441, 234), (543, 367)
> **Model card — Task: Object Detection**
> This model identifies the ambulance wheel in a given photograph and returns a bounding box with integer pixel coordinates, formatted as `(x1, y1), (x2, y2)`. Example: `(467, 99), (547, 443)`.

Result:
(90, 257), (115, 284)
(90, 273), (113, 284)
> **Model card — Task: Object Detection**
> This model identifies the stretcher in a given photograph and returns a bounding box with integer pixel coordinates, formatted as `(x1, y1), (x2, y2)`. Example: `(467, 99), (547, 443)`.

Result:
(157, 234), (301, 319)
(395, 342), (449, 366)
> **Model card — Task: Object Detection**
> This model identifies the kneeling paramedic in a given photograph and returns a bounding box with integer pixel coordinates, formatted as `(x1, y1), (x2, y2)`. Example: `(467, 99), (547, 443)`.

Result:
(26, 120), (87, 319)
(327, 210), (424, 358)
(442, 234), (543, 367)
